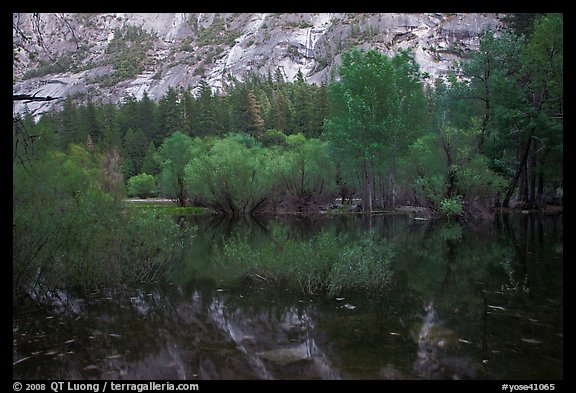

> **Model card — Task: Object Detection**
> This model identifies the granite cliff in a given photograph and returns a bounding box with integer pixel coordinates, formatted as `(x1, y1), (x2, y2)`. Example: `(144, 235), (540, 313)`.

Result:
(13, 13), (505, 117)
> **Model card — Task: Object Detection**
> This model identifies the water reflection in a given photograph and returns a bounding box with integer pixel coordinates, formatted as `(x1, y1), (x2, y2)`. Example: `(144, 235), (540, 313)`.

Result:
(412, 302), (476, 379)
(14, 285), (341, 379)
(13, 212), (562, 380)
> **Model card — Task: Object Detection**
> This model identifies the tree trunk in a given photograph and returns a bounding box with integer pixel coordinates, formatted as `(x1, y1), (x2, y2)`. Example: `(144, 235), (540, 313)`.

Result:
(177, 177), (187, 207)
(361, 159), (372, 213)
(520, 157), (529, 204)
(478, 78), (490, 154)
(440, 126), (456, 199)
(528, 142), (538, 208)
(502, 129), (533, 208)
(537, 170), (545, 206)
(388, 167), (396, 209)
(378, 172), (385, 209)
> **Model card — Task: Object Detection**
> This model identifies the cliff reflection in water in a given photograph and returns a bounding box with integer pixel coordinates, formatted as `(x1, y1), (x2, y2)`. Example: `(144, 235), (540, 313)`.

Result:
(14, 284), (342, 379)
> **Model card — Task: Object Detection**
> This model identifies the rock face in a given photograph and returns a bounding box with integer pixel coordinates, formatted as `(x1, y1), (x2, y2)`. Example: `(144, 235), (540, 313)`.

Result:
(12, 13), (505, 117)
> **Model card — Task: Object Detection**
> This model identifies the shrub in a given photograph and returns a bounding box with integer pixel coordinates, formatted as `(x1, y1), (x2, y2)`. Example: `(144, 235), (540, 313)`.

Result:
(128, 173), (156, 198)
(439, 196), (463, 218)
(13, 147), (192, 295)
(185, 136), (276, 215)
(260, 129), (287, 146)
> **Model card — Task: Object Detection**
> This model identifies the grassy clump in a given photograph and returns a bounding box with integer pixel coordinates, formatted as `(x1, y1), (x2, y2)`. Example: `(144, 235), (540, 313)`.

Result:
(213, 227), (394, 296)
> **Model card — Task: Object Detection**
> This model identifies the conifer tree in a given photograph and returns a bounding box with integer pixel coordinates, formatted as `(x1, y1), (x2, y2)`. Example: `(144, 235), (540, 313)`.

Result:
(141, 140), (160, 176)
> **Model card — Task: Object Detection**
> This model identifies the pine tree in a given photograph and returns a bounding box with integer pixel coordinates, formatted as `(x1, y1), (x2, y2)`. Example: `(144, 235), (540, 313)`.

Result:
(34, 112), (59, 153)
(139, 91), (158, 144)
(156, 87), (183, 140)
(117, 93), (139, 140)
(85, 134), (94, 151)
(123, 128), (148, 177)
(267, 82), (291, 133)
(310, 82), (329, 138)
(99, 104), (122, 151)
(59, 96), (83, 150)
(197, 79), (220, 135)
(274, 67), (285, 84)
(181, 89), (198, 136)
(246, 90), (265, 138)
(228, 85), (250, 133)
(290, 69), (313, 136)
(213, 94), (230, 135)
(84, 98), (102, 144)
(141, 140), (160, 176)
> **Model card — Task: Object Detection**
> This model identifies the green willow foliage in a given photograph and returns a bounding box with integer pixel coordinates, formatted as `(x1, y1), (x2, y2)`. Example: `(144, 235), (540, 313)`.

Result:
(184, 133), (336, 214)
(127, 172), (156, 198)
(157, 132), (201, 207)
(185, 135), (277, 215)
(404, 122), (507, 213)
(13, 144), (192, 295)
(324, 49), (428, 212)
(279, 135), (337, 198)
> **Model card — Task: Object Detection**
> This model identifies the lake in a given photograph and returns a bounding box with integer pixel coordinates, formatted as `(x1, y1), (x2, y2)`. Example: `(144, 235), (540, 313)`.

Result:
(12, 212), (563, 380)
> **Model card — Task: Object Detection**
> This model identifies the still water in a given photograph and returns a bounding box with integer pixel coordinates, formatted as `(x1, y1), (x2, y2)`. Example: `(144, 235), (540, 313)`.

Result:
(13, 212), (563, 380)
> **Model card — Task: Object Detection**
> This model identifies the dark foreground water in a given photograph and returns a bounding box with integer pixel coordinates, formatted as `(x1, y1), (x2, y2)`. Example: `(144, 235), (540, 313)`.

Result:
(13, 212), (562, 380)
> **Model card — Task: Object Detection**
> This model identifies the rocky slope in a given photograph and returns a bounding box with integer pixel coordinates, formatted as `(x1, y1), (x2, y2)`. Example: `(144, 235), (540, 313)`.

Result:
(12, 13), (505, 117)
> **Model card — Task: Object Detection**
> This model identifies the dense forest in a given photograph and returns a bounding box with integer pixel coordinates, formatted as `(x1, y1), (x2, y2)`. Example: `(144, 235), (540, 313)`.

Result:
(13, 14), (562, 292)
(14, 14), (562, 215)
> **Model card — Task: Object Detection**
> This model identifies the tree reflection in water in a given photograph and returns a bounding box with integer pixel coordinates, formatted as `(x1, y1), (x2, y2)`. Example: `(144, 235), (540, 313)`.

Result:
(13, 212), (562, 380)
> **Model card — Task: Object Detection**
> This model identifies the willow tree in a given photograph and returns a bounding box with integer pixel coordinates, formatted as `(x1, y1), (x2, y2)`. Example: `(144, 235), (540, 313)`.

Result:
(157, 132), (200, 207)
(184, 135), (277, 215)
(276, 134), (337, 212)
(324, 49), (427, 212)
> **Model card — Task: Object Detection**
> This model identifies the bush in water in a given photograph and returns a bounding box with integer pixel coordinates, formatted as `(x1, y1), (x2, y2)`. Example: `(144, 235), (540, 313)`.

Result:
(13, 145), (193, 296)
(213, 227), (393, 296)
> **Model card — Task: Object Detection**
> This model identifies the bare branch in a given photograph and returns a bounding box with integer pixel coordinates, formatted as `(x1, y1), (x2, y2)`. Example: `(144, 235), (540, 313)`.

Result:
(30, 13), (69, 72)
(13, 94), (60, 102)
(57, 13), (80, 50)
